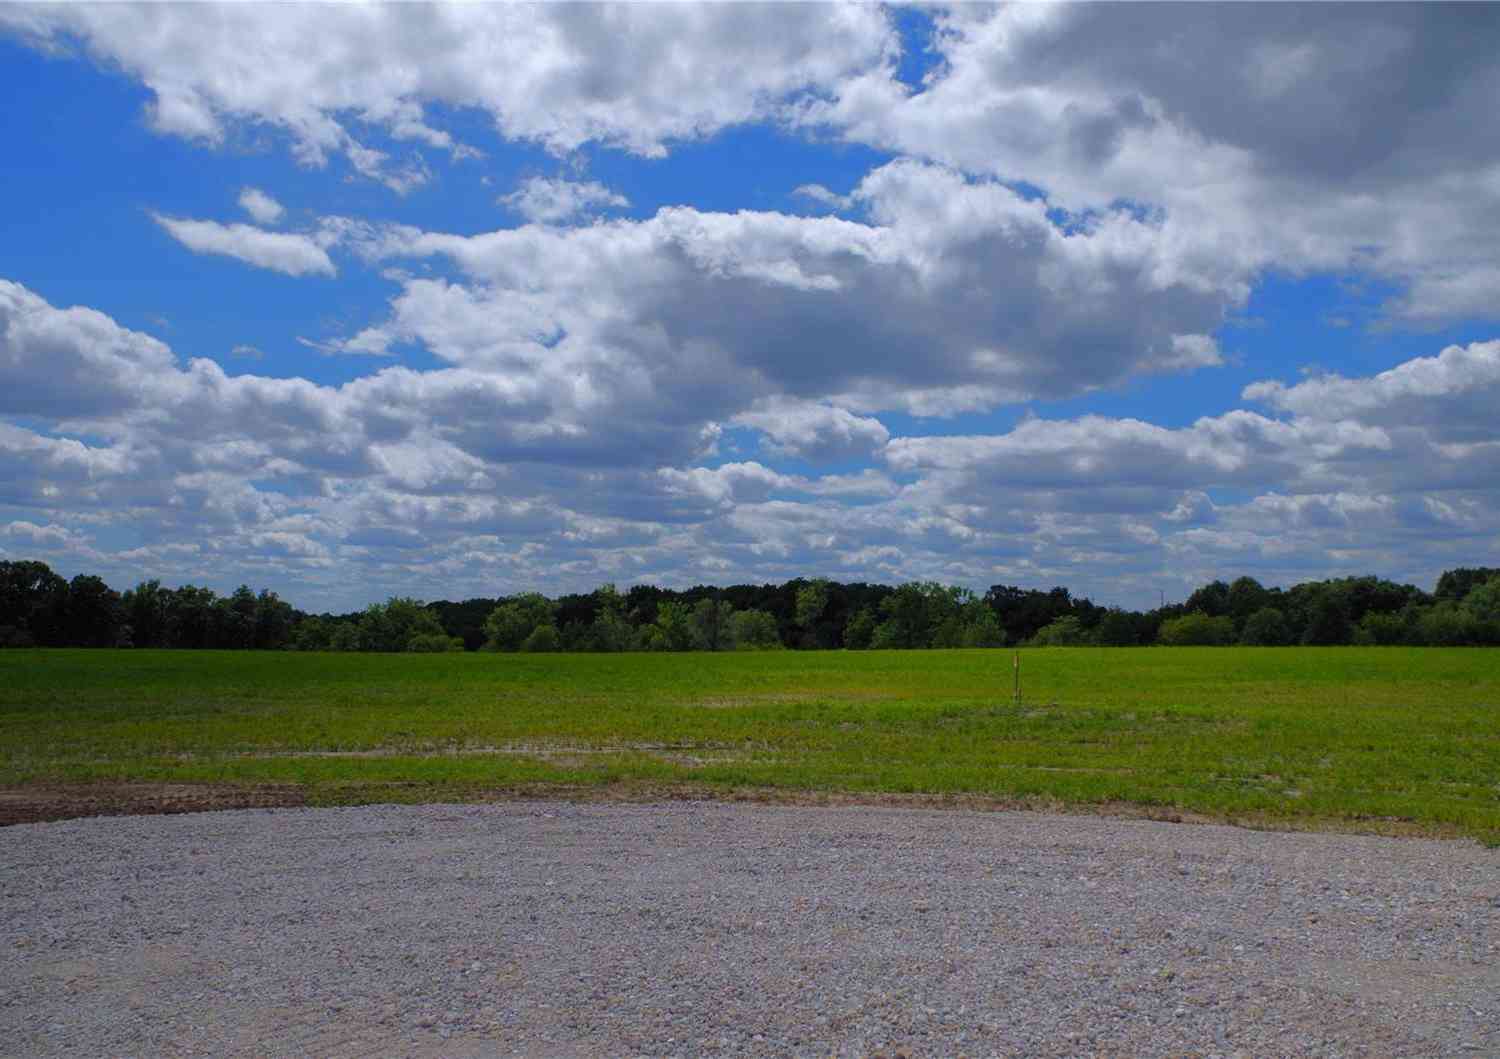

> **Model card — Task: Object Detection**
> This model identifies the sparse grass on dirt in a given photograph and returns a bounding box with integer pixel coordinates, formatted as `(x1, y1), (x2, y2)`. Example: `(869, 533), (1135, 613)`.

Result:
(1, 647), (1496, 841)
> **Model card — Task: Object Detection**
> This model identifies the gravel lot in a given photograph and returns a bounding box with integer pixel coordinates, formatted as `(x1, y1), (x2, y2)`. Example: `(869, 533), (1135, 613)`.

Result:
(2, 801), (1496, 1058)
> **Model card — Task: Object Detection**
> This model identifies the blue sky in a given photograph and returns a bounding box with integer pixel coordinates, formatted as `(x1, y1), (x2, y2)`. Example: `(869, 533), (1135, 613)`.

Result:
(3, 3), (1499, 611)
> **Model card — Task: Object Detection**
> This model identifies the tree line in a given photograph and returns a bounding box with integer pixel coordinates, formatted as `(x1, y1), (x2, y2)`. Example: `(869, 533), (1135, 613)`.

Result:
(2, 558), (1498, 652)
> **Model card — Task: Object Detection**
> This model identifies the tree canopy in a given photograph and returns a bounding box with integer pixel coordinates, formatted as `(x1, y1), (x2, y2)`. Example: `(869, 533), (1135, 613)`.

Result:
(4, 559), (1498, 652)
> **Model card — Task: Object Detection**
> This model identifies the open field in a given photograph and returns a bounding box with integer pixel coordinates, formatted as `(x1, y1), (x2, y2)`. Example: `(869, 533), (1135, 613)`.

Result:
(1, 647), (1497, 841)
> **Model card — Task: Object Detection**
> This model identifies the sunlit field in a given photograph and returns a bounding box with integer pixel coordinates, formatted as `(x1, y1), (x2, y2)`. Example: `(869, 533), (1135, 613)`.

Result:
(2, 647), (1497, 842)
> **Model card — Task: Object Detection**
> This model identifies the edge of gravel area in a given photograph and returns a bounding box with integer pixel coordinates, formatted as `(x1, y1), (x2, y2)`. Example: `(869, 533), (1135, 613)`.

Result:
(2, 780), (1488, 845)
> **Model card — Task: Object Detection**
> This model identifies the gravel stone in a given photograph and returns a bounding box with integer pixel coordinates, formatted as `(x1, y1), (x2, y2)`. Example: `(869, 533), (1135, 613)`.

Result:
(1, 801), (1496, 1057)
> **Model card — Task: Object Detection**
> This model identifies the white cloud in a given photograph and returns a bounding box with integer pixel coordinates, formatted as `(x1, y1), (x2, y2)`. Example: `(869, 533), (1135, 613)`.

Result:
(152, 215), (335, 277)
(792, 184), (853, 211)
(296, 333), (395, 358)
(1, 519), (95, 556)
(0, 279), (179, 419)
(502, 177), (629, 225)
(1243, 339), (1500, 442)
(732, 397), (889, 462)
(346, 159), (1240, 434)
(658, 461), (795, 507)
(8, 2), (1500, 333)
(2, 262), (1488, 603)
(1159, 334), (1223, 373)
(4, 3), (894, 185)
(884, 411), (1403, 503)
(801, 4), (1500, 327)
(0, 421), (135, 510)
(237, 186), (285, 225)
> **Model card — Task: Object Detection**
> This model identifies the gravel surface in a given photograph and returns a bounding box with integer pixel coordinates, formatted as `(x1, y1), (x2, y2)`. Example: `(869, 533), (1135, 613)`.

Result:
(2, 801), (1496, 1058)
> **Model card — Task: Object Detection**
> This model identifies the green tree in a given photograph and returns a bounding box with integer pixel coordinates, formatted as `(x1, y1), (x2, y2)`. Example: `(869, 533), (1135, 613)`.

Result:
(483, 593), (557, 652)
(164, 585), (218, 649)
(730, 609), (782, 649)
(1157, 612), (1235, 646)
(1435, 566), (1500, 602)
(1226, 576), (1271, 632)
(520, 624), (560, 652)
(292, 616), (333, 651)
(1184, 580), (1231, 618)
(690, 598), (735, 651)
(1416, 602), (1480, 646)
(794, 579), (829, 647)
(1031, 615), (1088, 646)
(408, 631), (463, 652)
(930, 613), (968, 648)
(216, 585), (260, 649)
(356, 601), (398, 652)
(0, 560), (69, 645)
(1239, 607), (1291, 646)
(253, 589), (294, 649)
(588, 584), (638, 652)
(1464, 575), (1500, 617)
(122, 579), (169, 648)
(1355, 610), (1410, 646)
(1463, 575), (1500, 643)
(360, 597), (448, 652)
(873, 583), (944, 649)
(396, 603), (450, 651)
(962, 605), (1007, 647)
(65, 574), (123, 647)
(651, 601), (696, 651)
(844, 606), (876, 650)
(1300, 591), (1351, 646)
(1093, 608), (1139, 646)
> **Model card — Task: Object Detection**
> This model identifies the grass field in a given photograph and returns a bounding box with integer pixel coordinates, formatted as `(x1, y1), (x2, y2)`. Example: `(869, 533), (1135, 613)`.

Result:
(2, 647), (1497, 841)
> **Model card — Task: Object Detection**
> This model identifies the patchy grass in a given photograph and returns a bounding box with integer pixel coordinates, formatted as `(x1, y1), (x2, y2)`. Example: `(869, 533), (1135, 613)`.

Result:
(1, 647), (1497, 841)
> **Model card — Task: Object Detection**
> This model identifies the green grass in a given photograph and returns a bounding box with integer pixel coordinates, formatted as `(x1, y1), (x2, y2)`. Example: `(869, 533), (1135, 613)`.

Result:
(2, 647), (1497, 841)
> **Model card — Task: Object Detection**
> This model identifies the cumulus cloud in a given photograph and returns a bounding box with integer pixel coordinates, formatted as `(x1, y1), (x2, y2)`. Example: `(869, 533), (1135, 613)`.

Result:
(802, 3), (1500, 326)
(8, 2), (1500, 330)
(0, 279), (179, 419)
(885, 410), (1402, 501)
(501, 177), (629, 225)
(0, 421), (135, 510)
(152, 215), (335, 277)
(237, 186), (285, 225)
(344, 159), (1239, 434)
(0, 519), (96, 559)
(3, 3), (894, 183)
(1243, 339), (1500, 442)
(875, 334), (1500, 594)
(6, 273), (1495, 608)
(732, 397), (890, 462)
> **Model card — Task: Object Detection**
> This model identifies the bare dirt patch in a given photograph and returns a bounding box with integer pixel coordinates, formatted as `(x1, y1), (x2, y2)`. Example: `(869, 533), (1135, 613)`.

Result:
(0, 779), (1226, 829)
(0, 778), (1471, 841)
(0, 783), (308, 826)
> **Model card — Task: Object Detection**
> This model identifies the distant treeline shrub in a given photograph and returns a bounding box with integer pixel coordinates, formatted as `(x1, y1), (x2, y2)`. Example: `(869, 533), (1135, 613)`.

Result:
(3, 560), (1498, 652)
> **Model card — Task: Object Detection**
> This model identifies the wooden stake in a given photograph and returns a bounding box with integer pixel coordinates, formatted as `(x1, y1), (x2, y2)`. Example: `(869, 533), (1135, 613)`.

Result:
(1013, 649), (1021, 706)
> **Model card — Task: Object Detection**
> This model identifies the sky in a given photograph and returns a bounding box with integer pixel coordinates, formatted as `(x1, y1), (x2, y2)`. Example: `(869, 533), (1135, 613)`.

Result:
(3, 2), (1500, 613)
